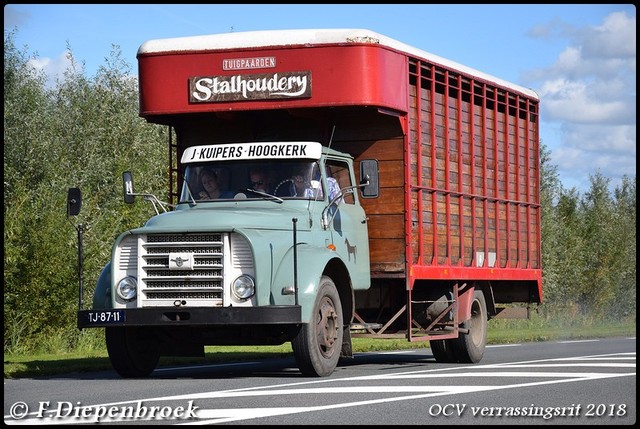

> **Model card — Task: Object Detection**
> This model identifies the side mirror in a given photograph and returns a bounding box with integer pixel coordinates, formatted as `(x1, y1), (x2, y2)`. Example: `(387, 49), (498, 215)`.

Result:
(359, 159), (379, 198)
(67, 187), (82, 216)
(123, 171), (136, 204)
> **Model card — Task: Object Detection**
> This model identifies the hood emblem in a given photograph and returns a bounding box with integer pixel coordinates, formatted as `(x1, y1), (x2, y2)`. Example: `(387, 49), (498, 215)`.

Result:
(168, 252), (194, 270)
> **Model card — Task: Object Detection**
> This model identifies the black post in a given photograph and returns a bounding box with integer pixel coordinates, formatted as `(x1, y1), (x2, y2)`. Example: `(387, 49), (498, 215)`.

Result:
(66, 187), (84, 314)
(78, 223), (84, 311)
(292, 218), (298, 306)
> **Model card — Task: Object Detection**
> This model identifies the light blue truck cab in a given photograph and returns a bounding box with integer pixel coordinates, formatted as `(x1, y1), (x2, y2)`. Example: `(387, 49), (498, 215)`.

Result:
(79, 141), (379, 377)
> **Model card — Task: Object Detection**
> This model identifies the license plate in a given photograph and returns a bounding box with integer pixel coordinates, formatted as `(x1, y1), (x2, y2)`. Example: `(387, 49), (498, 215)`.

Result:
(84, 310), (125, 325)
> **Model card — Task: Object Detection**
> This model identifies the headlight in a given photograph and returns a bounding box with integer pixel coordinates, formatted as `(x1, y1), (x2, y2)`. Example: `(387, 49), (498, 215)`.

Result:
(116, 276), (137, 301)
(232, 275), (255, 301)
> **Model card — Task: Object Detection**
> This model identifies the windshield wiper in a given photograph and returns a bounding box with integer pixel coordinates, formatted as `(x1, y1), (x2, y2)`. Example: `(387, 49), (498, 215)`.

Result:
(242, 188), (283, 204)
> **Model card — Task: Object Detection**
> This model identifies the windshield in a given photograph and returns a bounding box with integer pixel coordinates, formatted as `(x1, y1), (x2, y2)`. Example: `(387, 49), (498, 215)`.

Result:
(180, 160), (325, 203)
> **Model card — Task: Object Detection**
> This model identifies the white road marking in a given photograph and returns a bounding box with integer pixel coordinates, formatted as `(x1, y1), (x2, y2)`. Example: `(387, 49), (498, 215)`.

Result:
(6, 351), (635, 425)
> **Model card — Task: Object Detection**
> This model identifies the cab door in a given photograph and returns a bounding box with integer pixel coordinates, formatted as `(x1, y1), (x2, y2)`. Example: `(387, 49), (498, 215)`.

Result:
(324, 158), (370, 289)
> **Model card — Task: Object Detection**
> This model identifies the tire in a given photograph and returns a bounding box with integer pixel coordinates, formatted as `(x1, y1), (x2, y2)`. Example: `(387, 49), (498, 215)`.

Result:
(430, 338), (458, 363)
(105, 327), (160, 378)
(451, 290), (488, 363)
(292, 276), (343, 377)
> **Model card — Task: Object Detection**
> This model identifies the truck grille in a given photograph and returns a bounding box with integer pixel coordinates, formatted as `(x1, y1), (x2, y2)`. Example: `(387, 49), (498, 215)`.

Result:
(140, 233), (226, 307)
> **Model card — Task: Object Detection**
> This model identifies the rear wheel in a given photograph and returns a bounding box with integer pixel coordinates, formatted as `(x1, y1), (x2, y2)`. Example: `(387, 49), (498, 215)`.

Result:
(105, 327), (160, 378)
(430, 338), (458, 363)
(451, 290), (488, 363)
(292, 276), (343, 377)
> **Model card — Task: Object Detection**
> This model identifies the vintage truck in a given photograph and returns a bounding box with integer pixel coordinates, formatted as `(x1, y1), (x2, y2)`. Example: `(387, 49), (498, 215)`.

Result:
(70, 28), (542, 378)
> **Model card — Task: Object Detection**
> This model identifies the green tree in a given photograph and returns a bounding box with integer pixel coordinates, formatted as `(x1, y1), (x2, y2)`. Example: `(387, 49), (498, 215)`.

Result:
(538, 143), (584, 317)
(578, 173), (617, 316)
(4, 29), (168, 353)
(606, 175), (636, 320)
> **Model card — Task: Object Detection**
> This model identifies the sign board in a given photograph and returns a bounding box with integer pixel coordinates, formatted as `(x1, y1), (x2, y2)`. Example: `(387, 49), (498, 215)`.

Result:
(181, 142), (323, 164)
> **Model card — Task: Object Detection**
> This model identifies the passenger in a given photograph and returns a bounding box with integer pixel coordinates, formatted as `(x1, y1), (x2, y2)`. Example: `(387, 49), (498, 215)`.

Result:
(198, 167), (234, 199)
(289, 165), (339, 200)
(290, 169), (318, 198)
(326, 175), (340, 201)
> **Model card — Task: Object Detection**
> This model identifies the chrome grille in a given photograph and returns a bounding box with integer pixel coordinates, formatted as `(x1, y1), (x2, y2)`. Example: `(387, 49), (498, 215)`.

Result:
(140, 233), (225, 307)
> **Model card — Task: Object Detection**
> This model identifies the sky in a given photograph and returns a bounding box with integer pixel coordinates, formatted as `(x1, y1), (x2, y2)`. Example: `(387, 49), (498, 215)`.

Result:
(4, 4), (636, 194)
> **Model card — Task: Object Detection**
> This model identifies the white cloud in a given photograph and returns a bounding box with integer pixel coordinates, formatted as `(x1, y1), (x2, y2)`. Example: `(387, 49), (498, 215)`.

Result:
(540, 78), (632, 123)
(27, 51), (76, 88)
(581, 11), (636, 59)
(524, 10), (636, 193)
(547, 120), (636, 191)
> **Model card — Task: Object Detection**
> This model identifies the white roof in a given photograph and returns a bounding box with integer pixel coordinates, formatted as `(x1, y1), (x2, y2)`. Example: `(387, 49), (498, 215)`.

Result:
(139, 28), (538, 100)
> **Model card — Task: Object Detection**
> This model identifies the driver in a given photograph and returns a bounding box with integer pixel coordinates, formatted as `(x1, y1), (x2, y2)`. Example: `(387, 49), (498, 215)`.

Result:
(248, 168), (274, 194)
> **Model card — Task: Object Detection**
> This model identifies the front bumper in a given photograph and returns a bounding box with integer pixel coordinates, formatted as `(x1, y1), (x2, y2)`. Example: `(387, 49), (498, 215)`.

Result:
(77, 305), (301, 329)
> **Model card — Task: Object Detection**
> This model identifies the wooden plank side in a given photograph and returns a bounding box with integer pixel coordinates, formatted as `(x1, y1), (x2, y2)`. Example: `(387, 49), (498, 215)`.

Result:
(409, 65), (540, 271)
(346, 137), (406, 273)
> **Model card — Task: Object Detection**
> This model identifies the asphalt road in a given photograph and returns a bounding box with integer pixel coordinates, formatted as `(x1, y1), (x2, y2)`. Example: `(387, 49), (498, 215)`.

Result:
(4, 336), (636, 425)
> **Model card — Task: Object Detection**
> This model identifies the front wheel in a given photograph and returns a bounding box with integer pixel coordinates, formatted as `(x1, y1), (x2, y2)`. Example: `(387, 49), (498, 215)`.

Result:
(105, 327), (160, 378)
(292, 276), (343, 377)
